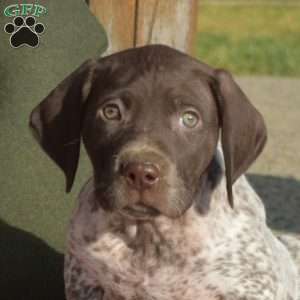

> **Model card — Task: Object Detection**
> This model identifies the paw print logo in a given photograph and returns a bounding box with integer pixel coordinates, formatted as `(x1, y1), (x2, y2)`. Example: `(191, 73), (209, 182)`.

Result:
(4, 16), (45, 48)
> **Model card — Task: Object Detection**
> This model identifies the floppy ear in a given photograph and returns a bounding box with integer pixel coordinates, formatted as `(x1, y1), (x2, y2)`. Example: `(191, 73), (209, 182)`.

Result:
(29, 59), (97, 193)
(213, 69), (267, 208)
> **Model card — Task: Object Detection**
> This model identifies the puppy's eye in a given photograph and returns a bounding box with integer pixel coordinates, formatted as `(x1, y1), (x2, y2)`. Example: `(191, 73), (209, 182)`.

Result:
(102, 103), (121, 121)
(180, 111), (199, 128)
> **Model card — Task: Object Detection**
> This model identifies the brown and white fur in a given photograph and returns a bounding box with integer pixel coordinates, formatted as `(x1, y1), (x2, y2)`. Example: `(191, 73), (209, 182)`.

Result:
(29, 45), (299, 300)
(64, 153), (298, 300)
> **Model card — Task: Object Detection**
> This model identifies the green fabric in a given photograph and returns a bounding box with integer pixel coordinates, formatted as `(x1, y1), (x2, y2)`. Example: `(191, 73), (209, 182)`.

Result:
(0, 1), (107, 299)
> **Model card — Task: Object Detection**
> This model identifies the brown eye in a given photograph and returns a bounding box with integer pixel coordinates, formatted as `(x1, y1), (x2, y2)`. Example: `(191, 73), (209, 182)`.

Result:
(102, 103), (121, 121)
(181, 111), (199, 128)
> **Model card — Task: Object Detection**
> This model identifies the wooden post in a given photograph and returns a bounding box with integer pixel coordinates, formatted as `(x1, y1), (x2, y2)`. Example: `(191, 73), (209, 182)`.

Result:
(88, 0), (197, 55)
(88, 0), (137, 54)
(135, 0), (197, 54)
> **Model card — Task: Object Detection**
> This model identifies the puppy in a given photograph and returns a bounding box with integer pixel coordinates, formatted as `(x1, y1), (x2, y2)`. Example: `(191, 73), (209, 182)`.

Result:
(30, 45), (298, 300)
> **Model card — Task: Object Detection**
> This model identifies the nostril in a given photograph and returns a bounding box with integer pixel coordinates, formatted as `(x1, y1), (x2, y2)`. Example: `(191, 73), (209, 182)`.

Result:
(145, 173), (157, 183)
(128, 172), (136, 183)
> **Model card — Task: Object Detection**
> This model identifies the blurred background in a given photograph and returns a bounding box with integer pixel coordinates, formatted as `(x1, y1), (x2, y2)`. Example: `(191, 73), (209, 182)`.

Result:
(0, 0), (299, 299)
(197, 0), (300, 76)
(196, 0), (300, 236)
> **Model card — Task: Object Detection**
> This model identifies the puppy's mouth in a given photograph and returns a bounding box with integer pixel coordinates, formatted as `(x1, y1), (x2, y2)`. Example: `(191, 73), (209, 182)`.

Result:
(120, 203), (160, 220)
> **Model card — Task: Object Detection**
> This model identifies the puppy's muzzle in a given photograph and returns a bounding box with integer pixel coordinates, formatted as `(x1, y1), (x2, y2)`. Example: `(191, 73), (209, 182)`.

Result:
(116, 145), (170, 219)
(120, 162), (160, 191)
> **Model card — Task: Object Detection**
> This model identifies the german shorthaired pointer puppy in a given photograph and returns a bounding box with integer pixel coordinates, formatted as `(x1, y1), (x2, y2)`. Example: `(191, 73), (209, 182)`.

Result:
(30, 45), (299, 300)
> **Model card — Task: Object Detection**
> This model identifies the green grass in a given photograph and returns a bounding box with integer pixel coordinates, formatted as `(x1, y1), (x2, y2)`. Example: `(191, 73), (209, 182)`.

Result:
(196, 4), (300, 76)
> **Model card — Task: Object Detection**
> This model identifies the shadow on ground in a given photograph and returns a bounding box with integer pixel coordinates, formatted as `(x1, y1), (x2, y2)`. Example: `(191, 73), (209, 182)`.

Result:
(248, 174), (300, 235)
(0, 219), (65, 300)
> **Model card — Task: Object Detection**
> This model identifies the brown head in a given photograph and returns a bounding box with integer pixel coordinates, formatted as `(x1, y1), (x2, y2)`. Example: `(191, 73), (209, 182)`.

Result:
(29, 45), (267, 220)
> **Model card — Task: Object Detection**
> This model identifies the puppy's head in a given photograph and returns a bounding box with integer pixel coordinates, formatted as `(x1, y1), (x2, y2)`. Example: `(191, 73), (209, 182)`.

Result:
(30, 45), (267, 220)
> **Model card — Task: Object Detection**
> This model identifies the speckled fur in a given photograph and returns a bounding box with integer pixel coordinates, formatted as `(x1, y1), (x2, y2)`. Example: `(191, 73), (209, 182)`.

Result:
(64, 151), (299, 300)
(28, 44), (299, 300)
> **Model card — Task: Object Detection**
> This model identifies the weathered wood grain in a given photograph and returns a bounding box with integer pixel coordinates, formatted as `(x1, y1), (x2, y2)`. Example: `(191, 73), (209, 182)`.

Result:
(88, 0), (197, 54)
(135, 0), (198, 53)
(88, 0), (136, 54)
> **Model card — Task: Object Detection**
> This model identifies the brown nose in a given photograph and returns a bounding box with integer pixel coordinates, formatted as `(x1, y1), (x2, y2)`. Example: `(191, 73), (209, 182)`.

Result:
(120, 162), (160, 190)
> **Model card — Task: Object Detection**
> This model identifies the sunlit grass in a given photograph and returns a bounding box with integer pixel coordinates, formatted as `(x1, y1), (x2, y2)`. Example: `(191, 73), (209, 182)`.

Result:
(196, 4), (300, 76)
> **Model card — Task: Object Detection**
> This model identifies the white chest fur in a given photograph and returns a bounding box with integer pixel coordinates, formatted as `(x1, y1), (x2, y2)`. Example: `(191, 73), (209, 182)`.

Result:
(68, 180), (227, 300)
(66, 178), (297, 300)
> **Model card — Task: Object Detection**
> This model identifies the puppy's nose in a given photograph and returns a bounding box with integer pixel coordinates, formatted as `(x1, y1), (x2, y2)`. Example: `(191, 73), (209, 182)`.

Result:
(120, 162), (160, 190)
